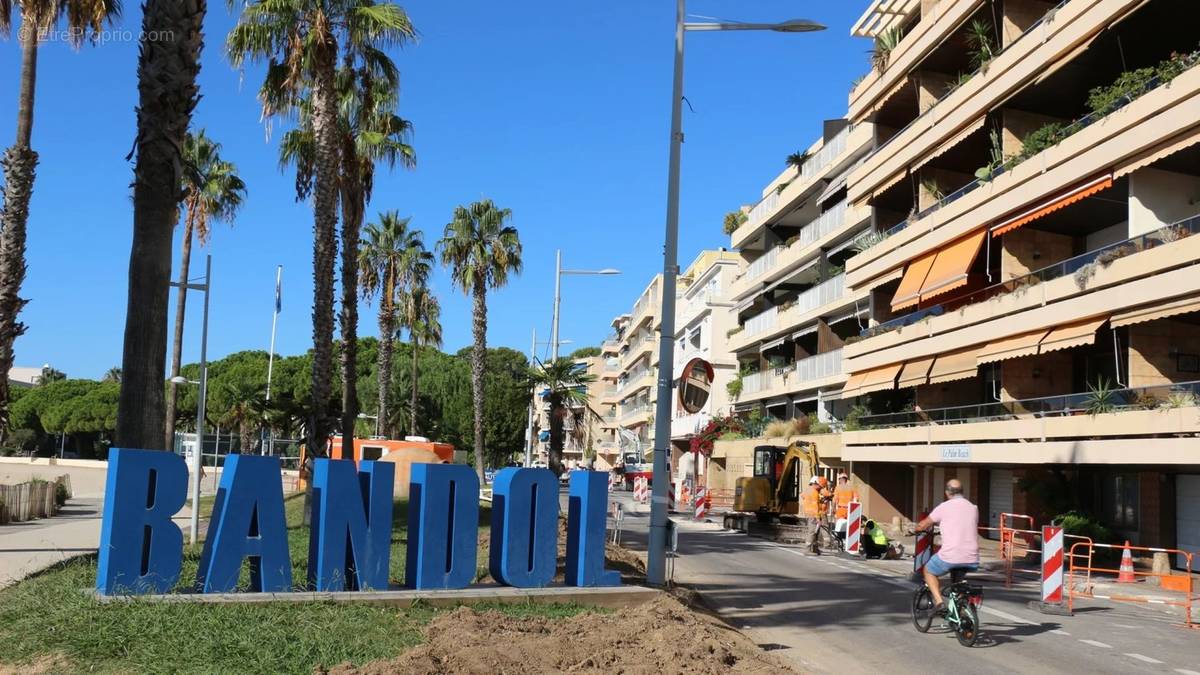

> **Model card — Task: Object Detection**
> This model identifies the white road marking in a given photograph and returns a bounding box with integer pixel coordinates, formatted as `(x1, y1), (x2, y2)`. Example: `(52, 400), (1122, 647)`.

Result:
(1175, 670), (1200, 675)
(1050, 629), (1071, 636)
(1112, 624), (1139, 629)
(979, 606), (1040, 626)
(1124, 654), (1164, 665)
(1079, 639), (1112, 649)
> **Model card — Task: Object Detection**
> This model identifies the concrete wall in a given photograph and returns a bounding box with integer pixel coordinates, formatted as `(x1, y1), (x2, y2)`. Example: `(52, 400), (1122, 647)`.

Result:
(1000, 349), (1073, 401)
(1000, 226), (1073, 279)
(915, 377), (978, 410)
(1128, 318), (1200, 387)
(914, 71), (954, 113)
(1001, 108), (1066, 159)
(1129, 167), (1200, 237)
(1000, 0), (1057, 47)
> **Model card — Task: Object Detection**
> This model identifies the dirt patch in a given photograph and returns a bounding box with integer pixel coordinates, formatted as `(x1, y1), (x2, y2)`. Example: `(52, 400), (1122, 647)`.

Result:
(323, 593), (795, 675)
(0, 653), (71, 675)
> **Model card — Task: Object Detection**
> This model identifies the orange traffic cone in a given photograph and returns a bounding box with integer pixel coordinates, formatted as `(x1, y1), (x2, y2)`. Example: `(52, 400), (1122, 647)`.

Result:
(1117, 540), (1136, 583)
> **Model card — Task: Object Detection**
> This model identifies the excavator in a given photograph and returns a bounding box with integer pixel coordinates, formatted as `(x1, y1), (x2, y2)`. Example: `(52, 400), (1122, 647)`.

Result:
(730, 441), (822, 524)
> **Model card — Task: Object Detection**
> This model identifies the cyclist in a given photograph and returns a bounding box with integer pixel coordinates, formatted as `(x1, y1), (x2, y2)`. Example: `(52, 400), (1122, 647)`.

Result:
(914, 479), (979, 613)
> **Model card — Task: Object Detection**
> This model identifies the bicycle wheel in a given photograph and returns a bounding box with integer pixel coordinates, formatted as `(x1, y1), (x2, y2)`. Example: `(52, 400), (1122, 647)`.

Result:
(954, 600), (980, 647)
(911, 586), (935, 633)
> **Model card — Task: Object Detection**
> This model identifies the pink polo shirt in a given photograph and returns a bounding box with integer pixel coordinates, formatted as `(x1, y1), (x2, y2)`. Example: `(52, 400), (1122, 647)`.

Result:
(929, 496), (980, 564)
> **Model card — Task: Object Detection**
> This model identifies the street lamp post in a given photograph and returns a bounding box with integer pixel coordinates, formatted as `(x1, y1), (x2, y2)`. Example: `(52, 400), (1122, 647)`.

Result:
(550, 250), (620, 361)
(645, 2), (824, 587)
(168, 254), (212, 546)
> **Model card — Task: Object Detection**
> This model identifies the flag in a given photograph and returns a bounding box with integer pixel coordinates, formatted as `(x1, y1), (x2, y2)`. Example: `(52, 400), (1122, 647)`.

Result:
(274, 266), (282, 314)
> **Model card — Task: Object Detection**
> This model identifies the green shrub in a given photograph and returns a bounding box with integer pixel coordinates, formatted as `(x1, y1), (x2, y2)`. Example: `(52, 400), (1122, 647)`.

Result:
(843, 404), (870, 431)
(722, 210), (748, 235)
(806, 412), (831, 435)
(1019, 122), (1065, 161)
(55, 481), (69, 507)
(1053, 511), (1113, 545)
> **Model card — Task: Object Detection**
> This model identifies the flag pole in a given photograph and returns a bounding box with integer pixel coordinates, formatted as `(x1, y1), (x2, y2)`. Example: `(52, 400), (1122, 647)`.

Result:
(265, 265), (282, 455)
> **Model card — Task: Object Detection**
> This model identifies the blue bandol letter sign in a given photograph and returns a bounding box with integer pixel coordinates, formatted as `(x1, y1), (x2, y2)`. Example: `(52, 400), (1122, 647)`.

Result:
(95, 449), (620, 595)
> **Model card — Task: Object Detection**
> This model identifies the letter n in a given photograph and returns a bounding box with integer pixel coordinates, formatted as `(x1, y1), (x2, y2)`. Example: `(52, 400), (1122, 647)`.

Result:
(308, 459), (394, 591)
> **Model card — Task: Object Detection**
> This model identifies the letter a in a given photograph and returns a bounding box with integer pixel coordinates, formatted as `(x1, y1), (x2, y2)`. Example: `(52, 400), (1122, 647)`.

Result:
(308, 459), (394, 591)
(96, 448), (188, 595)
(196, 455), (292, 593)
(406, 463), (479, 590)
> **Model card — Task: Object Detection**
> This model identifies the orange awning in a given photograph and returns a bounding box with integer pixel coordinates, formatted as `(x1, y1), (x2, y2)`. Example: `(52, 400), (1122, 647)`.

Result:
(919, 230), (986, 302)
(1038, 316), (1109, 354)
(990, 175), (1114, 238)
(928, 347), (981, 384)
(976, 329), (1050, 365)
(897, 356), (936, 388)
(1111, 294), (1200, 328)
(857, 362), (904, 396)
(890, 250), (937, 312)
(840, 371), (870, 400)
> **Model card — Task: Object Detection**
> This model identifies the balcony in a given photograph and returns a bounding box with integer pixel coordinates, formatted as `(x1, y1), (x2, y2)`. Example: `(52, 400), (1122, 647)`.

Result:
(730, 275), (852, 353)
(617, 365), (654, 397)
(738, 349), (846, 404)
(671, 411), (712, 439)
(848, 61), (1200, 293)
(731, 124), (872, 250)
(620, 403), (653, 426)
(620, 336), (654, 370)
(731, 201), (855, 301)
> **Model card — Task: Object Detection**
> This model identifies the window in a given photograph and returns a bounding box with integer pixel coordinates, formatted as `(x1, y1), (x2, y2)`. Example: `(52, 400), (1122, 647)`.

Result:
(1103, 473), (1140, 531)
(361, 446), (384, 461)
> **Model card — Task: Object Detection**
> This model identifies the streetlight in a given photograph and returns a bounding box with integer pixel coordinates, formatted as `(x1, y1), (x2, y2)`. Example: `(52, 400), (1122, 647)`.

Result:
(169, 372), (207, 545)
(357, 412), (380, 439)
(551, 250), (620, 361)
(646, 4), (825, 588)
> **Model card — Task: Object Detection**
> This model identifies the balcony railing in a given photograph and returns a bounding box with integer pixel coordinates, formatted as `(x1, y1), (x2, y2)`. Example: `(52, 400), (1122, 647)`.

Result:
(743, 247), (780, 284)
(620, 403), (653, 423)
(791, 274), (845, 317)
(852, 380), (1200, 430)
(795, 348), (843, 383)
(744, 126), (852, 229)
(742, 369), (775, 396)
(860, 213), (1200, 339)
(743, 306), (778, 338)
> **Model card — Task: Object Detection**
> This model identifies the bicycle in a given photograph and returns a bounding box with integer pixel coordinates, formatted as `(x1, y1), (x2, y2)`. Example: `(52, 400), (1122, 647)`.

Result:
(912, 567), (984, 647)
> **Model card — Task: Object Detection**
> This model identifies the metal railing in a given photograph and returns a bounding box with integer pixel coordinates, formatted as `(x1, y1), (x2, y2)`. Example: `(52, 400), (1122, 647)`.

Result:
(861, 213), (1200, 338)
(743, 126), (853, 229)
(742, 369), (776, 396)
(795, 348), (843, 383)
(743, 247), (780, 284)
(852, 380), (1200, 430)
(790, 274), (845, 318)
(739, 201), (848, 285)
(620, 403), (653, 422)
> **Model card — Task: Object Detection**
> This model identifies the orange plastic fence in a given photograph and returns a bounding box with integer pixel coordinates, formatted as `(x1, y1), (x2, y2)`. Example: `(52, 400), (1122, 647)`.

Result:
(1067, 541), (1197, 629)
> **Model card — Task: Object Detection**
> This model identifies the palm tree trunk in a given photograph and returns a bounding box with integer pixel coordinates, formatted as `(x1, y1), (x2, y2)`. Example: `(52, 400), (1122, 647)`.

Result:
(115, 0), (205, 450)
(305, 47), (340, 462)
(470, 279), (487, 481)
(164, 205), (197, 449)
(338, 181), (363, 446)
(0, 20), (40, 443)
(548, 395), (564, 477)
(410, 338), (419, 436)
(376, 291), (394, 439)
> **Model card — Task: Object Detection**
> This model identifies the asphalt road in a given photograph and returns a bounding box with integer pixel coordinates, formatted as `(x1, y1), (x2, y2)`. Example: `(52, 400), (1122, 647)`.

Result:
(607, 490), (1199, 675)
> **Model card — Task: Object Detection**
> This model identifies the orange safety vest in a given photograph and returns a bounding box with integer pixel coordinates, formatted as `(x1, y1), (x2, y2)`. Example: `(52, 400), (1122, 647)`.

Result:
(834, 484), (859, 519)
(802, 486), (830, 518)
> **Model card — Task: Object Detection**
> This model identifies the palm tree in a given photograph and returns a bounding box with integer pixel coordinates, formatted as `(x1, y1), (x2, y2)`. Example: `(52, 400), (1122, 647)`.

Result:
(102, 367), (122, 384)
(359, 212), (429, 437)
(164, 130), (246, 449)
(437, 200), (522, 480)
(0, 0), (120, 443)
(227, 0), (413, 461)
(528, 358), (595, 477)
(220, 381), (265, 456)
(115, 0), (206, 449)
(404, 283), (440, 436)
(278, 66), (415, 446)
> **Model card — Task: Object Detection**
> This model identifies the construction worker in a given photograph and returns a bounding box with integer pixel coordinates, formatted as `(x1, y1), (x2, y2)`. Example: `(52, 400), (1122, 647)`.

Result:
(832, 472), (858, 536)
(862, 518), (899, 559)
(802, 476), (833, 554)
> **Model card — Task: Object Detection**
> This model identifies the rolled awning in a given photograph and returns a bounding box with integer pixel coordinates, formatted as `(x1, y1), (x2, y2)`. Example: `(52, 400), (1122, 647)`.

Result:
(990, 175), (1114, 238)
(890, 250), (937, 312)
(859, 266), (905, 293)
(919, 230), (987, 302)
(1038, 316), (1109, 354)
(897, 356), (935, 388)
(928, 347), (981, 384)
(760, 336), (787, 352)
(857, 362), (904, 396)
(1114, 129), (1200, 179)
(913, 117), (987, 173)
(840, 371), (870, 400)
(1111, 294), (1200, 328)
(976, 329), (1050, 365)
(819, 175), (848, 205)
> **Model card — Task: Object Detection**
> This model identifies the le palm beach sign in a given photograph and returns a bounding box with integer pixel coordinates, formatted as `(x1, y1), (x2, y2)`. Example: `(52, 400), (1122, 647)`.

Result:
(95, 449), (618, 595)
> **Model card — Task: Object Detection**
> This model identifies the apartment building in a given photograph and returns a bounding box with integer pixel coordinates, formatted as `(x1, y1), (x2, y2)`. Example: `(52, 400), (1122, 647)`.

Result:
(724, 116), (877, 425)
(831, 0), (1200, 557)
(668, 250), (741, 479)
(605, 276), (664, 460)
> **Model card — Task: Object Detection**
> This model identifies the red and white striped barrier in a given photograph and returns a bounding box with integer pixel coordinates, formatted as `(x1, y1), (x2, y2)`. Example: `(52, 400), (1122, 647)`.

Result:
(914, 512), (933, 574)
(667, 481), (676, 513)
(608, 473), (614, 493)
(846, 501), (862, 554)
(634, 477), (645, 503)
(1042, 525), (1064, 603)
(694, 487), (708, 520)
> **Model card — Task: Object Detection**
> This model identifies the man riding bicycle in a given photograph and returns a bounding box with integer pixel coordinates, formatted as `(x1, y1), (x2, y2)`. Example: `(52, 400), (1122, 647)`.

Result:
(914, 479), (979, 613)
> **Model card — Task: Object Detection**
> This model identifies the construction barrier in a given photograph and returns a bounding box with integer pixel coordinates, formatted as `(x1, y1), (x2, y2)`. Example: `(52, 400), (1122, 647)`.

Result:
(1042, 525), (1064, 604)
(845, 501), (862, 555)
(707, 488), (735, 511)
(694, 487), (708, 520)
(913, 512), (933, 575)
(1067, 541), (1198, 629)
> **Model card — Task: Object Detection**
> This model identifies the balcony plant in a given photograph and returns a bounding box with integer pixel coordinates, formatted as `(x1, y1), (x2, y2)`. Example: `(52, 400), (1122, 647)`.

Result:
(851, 230), (889, 253)
(723, 210), (748, 235)
(964, 19), (996, 71)
(775, 180), (792, 196)
(726, 325), (744, 338)
(690, 415), (747, 455)
(1161, 391), (1197, 409)
(786, 150), (810, 170)
(806, 412), (831, 435)
(870, 26), (902, 72)
(843, 404), (870, 431)
(1084, 377), (1118, 416)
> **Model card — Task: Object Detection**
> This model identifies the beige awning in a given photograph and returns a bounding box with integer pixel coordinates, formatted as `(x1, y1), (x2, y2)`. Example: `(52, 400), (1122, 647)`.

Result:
(976, 329), (1050, 365)
(914, 117), (987, 173)
(864, 168), (910, 206)
(897, 356), (936, 388)
(928, 347), (981, 384)
(1039, 316), (1108, 354)
(840, 371), (870, 400)
(1115, 129), (1200, 179)
(867, 75), (913, 117)
(858, 266), (905, 293)
(856, 363), (904, 396)
(1111, 294), (1200, 328)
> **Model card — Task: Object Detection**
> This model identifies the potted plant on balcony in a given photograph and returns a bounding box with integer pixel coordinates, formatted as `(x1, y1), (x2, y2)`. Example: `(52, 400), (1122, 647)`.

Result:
(1084, 377), (1118, 417)
(723, 210), (748, 235)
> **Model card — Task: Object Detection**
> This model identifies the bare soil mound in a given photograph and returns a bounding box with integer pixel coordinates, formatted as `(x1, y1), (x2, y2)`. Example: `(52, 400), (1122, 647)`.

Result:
(324, 593), (794, 675)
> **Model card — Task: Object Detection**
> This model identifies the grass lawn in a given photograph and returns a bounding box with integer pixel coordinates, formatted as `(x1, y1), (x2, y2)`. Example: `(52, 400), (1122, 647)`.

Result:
(0, 494), (596, 674)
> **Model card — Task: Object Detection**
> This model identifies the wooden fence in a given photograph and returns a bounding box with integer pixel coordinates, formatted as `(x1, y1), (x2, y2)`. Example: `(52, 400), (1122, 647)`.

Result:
(0, 474), (72, 524)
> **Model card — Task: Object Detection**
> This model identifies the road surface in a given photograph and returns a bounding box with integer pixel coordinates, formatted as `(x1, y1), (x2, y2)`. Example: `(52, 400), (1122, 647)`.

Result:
(607, 490), (1199, 675)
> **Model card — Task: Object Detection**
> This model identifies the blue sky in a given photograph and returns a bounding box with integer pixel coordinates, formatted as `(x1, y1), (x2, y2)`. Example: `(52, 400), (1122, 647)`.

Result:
(0, 1), (870, 379)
